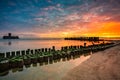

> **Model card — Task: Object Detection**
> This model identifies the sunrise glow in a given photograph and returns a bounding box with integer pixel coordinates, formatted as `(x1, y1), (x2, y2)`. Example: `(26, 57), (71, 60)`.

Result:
(0, 0), (120, 38)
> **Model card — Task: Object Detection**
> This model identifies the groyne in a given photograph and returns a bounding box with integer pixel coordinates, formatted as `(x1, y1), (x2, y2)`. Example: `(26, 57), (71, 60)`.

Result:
(0, 42), (119, 74)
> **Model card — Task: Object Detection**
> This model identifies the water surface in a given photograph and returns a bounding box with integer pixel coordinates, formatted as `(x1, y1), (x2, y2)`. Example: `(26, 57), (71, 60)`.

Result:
(0, 39), (93, 53)
(0, 39), (93, 80)
(0, 54), (91, 80)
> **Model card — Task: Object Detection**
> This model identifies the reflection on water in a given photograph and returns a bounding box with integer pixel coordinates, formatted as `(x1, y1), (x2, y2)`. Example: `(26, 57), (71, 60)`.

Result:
(8, 42), (11, 46)
(0, 39), (95, 80)
(0, 39), (94, 53)
(0, 52), (91, 80)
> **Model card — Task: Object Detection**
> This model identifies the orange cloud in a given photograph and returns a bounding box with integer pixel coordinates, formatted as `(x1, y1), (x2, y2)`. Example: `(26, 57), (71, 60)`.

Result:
(37, 21), (120, 38)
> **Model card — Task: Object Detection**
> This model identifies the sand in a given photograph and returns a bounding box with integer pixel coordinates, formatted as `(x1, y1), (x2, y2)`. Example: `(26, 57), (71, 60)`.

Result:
(63, 43), (120, 80)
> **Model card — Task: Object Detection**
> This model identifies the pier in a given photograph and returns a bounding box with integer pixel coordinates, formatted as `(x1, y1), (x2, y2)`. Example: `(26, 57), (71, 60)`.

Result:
(64, 37), (101, 41)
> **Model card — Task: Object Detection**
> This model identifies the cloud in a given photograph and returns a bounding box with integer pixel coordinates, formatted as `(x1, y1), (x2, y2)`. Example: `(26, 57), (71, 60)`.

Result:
(0, 0), (120, 38)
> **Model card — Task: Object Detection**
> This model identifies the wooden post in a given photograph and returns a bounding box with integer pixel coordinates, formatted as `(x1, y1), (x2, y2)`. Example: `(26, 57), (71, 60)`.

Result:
(38, 49), (41, 52)
(45, 48), (47, 52)
(16, 51), (20, 56)
(84, 43), (87, 47)
(52, 46), (55, 51)
(11, 51), (15, 57)
(0, 53), (5, 58)
(35, 49), (38, 54)
(80, 45), (83, 48)
(21, 50), (25, 56)
(41, 48), (44, 52)
(77, 46), (79, 49)
(61, 47), (63, 51)
(26, 49), (30, 55)
(31, 50), (34, 54)
(69, 46), (71, 49)
(48, 48), (51, 52)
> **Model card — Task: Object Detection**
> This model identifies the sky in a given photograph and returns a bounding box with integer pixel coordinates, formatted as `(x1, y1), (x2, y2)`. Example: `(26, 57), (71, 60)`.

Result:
(0, 0), (120, 38)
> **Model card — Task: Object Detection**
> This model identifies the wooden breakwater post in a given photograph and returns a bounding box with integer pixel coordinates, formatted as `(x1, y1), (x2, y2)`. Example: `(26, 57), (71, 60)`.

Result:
(45, 48), (48, 52)
(73, 46), (77, 49)
(68, 46), (70, 49)
(16, 51), (21, 56)
(63, 46), (68, 52)
(37, 49), (40, 53)
(26, 49), (30, 55)
(0, 60), (9, 73)
(31, 58), (38, 64)
(35, 49), (39, 54)
(48, 48), (51, 52)
(9, 59), (24, 68)
(30, 49), (34, 54)
(11, 51), (16, 57)
(38, 56), (44, 63)
(52, 46), (55, 51)
(76, 45), (79, 49)
(23, 56), (31, 66)
(0, 53), (5, 58)
(84, 42), (87, 47)
(6, 52), (11, 58)
(21, 50), (25, 56)
(41, 48), (44, 52)
(43, 55), (48, 63)
(61, 47), (64, 51)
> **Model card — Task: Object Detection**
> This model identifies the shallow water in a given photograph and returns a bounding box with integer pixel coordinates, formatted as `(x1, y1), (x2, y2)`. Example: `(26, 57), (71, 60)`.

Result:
(0, 39), (94, 80)
(0, 54), (91, 80)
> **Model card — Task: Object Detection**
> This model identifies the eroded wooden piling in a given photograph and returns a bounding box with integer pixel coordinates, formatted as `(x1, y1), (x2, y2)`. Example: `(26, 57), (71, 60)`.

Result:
(0, 42), (117, 73)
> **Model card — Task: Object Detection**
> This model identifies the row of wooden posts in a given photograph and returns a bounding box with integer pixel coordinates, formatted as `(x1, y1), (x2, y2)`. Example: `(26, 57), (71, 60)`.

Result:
(0, 46), (55, 58)
(0, 43), (88, 58)
(0, 42), (117, 74)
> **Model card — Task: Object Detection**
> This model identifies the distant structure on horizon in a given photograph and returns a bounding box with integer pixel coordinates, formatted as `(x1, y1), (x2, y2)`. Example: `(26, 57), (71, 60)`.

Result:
(3, 33), (19, 39)
(64, 37), (100, 41)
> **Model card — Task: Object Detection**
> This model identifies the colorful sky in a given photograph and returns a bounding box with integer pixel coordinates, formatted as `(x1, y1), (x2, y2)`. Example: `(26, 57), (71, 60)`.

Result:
(0, 0), (120, 38)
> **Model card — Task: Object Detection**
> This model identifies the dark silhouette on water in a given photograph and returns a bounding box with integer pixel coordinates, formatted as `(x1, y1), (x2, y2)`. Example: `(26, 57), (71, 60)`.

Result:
(64, 37), (100, 41)
(3, 33), (19, 39)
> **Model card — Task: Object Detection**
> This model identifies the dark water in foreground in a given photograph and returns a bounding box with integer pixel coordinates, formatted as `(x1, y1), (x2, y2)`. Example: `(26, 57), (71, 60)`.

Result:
(0, 54), (91, 80)
(0, 39), (93, 80)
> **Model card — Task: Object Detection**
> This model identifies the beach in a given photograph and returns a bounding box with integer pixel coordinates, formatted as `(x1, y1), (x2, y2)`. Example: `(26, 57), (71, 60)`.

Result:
(63, 41), (120, 80)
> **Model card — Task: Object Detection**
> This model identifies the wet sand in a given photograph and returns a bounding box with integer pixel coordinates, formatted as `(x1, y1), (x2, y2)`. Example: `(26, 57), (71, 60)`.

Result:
(63, 43), (120, 80)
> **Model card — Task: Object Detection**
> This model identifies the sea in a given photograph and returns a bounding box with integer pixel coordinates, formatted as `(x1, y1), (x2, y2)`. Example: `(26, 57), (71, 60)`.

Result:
(0, 38), (109, 80)
(0, 38), (93, 53)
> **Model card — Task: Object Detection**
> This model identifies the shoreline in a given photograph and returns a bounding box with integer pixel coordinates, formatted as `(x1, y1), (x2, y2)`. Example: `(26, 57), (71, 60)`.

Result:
(63, 43), (120, 80)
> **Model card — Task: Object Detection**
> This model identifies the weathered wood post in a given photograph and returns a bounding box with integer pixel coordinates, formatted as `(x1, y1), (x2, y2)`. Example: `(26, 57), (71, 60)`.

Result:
(35, 49), (38, 54)
(11, 51), (15, 57)
(52, 46), (55, 51)
(84, 42), (87, 47)
(0, 60), (9, 73)
(31, 50), (34, 54)
(0, 53), (5, 58)
(26, 49), (30, 55)
(69, 46), (71, 49)
(73, 46), (75, 49)
(77, 46), (79, 49)
(48, 48), (51, 52)
(16, 51), (20, 56)
(80, 45), (83, 48)
(41, 48), (44, 52)
(61, 47), (64, 51)
(70, 46), (73, 49)
(45, 48), (47, 52)
(6, 52), (11, 58)
(21, 50), (25, 56)
(38, 49), (41, 52)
